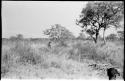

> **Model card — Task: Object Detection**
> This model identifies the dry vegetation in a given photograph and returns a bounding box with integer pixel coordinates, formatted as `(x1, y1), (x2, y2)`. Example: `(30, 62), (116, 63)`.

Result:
(1, 38), (124, 79)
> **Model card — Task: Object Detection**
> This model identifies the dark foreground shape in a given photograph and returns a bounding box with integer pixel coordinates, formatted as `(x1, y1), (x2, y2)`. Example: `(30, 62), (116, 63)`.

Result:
(48, 41), (51, 48)
(107, 68), (120, 80)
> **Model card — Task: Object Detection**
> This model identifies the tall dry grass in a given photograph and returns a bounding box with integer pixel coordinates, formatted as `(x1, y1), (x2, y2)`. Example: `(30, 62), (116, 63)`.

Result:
(1, 39), (46, 77)
(1, 38), (124, 79)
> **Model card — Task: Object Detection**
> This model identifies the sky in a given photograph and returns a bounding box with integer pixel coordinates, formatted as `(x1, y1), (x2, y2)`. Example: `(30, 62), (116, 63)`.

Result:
(2, 1), (124, 38)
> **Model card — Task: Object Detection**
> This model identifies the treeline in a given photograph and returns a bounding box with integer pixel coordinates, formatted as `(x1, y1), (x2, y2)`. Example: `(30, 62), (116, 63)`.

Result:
(3, 1), (124, 44)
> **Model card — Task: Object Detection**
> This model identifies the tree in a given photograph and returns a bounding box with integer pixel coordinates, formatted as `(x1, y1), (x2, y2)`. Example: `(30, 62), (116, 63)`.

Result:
(77, 32), (86, 40)
(76, 1), (124, 44)
(117, 30), (124, 40)
(106, 34), (117, 40)
(9, 34), (24, 41)
(86, 36), (93, 40)
(16, 34), (24, 39)
(43, 24), (75, 46)
(9, 36), (17, 40)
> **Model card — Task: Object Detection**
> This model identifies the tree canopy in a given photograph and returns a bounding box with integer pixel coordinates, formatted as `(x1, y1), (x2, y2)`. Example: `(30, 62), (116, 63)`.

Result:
(77, 32), (86, 40)
(117, 30), (124, 40)
(106, 33), (117, 40)
(9, 34), (24, 40)
(43, 24), (75, 42)
(76, 1), (124, 43)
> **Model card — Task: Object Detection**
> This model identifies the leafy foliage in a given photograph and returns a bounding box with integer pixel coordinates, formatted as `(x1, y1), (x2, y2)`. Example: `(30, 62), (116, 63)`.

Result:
(117, 31), (124, 40)
(9, 34), (24, 40)
(77, 32), (86, 40)
(106, 34), (117, 40)
(76, 1), (124, 43)
(43, 24), (75, 42)
(16, 34), (24, 39)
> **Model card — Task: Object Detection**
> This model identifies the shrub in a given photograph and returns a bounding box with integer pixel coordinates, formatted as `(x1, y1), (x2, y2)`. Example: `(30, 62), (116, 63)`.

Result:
(19, 52), (42, 65)
(1, 50), (16, 77)
(97, 42), (124, 68)
(11, 41), (43, 65)
(68, 40), (124, 68)
(68, 41), (105, 62)
(1, 54), (10, 77)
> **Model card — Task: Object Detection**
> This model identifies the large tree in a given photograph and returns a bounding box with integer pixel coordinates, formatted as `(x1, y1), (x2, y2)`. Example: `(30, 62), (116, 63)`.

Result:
(43, 24), (75, 46)
(76, 1), (124, 44)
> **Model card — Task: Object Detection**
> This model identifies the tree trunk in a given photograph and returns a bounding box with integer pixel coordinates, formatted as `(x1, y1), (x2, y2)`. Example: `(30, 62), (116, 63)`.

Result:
(91, 35), (98, 44)
(48, 41), (51, 48)
(103, 28), (106, 44)
(93, 37), (97, 43)
(95, 32), (99, 44)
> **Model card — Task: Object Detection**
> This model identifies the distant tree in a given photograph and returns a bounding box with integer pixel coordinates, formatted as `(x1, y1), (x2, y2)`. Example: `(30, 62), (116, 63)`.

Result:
(76, 1), (124, 44)
(77, 32), (86, 40)
(9, 36), (17, 40)
(106, 34), (117, 40)
(43, 24), (75, 46)
(9, 34), (24, 41)
(117, 30), (124, 40)
(16, 34), (23, 39)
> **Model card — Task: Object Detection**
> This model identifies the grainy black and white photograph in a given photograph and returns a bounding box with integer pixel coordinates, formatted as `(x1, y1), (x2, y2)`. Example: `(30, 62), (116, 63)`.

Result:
(1, 1), (124, 80)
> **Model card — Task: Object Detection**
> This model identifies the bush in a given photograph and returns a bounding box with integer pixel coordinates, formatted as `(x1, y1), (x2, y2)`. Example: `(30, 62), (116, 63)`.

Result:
(1, 54), (10, 77)
(1, 50), (16, 77)
(97, 42), (124, 67)
(68, 40), (124, 69)
(68, 41), (105, 62)
(19, 52), (42, 65)
(11, 41), (43, 65)
(106, 34), (118, 41)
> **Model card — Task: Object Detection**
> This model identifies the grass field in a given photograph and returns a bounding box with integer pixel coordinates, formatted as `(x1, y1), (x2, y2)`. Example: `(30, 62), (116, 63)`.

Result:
(1, 38), (124, 79)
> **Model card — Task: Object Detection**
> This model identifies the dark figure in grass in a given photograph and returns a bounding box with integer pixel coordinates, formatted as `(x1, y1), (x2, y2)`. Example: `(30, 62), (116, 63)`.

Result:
(48, 41), (51, 48)
(107, 68), (120, 80)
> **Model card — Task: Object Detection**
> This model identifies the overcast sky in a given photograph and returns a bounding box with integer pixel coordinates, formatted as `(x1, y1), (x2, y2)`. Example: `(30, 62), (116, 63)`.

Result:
(2, 1), (123, 38)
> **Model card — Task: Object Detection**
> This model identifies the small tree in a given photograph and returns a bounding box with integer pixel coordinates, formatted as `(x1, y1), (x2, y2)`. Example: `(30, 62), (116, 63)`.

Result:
(117, 30), (124, 40)
(9, 34), (24, 41)
(86, 36), (93, 40)
(9, 36), (17, 40)
(76, 1), (124, 44)
(16, 34), (24, 40)
(43, 24), (75, 46)
(106, 34), (117, 41)
(77, 32), (86, 40)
